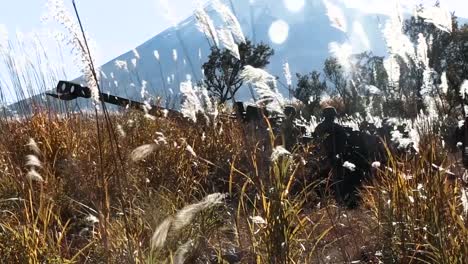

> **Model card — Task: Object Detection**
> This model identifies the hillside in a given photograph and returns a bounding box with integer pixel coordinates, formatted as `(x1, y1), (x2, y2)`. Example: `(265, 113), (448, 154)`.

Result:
(8, 0), (467, 113)
(96, 0), (387, 103)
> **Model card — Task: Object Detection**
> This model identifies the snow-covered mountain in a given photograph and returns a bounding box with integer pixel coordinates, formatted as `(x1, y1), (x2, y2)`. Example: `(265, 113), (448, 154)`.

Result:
(92, 0), (388, 105)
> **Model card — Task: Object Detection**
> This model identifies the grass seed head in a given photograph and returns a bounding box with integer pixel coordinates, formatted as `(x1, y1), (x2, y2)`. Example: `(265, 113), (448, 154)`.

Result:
(25, 154), (42, 168)
(130, 143), (158, 162)
(26, 169), (44, 182)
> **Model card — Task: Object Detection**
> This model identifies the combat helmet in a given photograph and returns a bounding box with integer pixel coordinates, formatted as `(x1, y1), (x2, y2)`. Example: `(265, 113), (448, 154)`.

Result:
(322, 106), (338, 120)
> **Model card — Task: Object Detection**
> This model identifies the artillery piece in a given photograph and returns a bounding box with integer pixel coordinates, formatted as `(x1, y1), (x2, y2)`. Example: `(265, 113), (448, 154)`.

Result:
(46, 80), (184, 119)
(47, 80), (289, 125)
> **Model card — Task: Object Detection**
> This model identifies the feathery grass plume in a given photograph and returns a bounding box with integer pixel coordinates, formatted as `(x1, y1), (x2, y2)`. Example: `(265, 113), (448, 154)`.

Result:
(460, 80), (468, 100)
(85, 214), (99, 224)
(461, 188), (468, 216)
(240, 65), (286, 114)
(200, 85), (218, 120)
(440, 72), (448, 94)
(26, 169), (44, 182)
(140, 80), (148, 99)
(179, 81), (217, 122)
(283, 62), (292, 87)
(26, 138), (41, 156)
(323, 0), (347, 33)
(365, 85), (382, 95)
(421, 70), (438, 118)
(172, 203), (206, 231)
(418, 29), (436, 111)
(132, 48), (140, 59)
(185, 144), (197, 158)
(142, 102), (157, 120)
(0, 24), (7, 48)
(143, 109), (154, 120)
(416, 6), (452, 33)
(172, 49), (178, 62)
(342, 161), (356, 172)
(239, 65), (276, 88)
(0, 28), (69, 108)
(143, 101), (152, 112)
(116, 124), (126, 137)
(172, 193), (226, 230)
(328, 41), (353, 72)
(383, 56), (401, 88)
(194, 7), (220, 47)
(180, 81), (203, 122)
(100, 70), (108, 79)
(115, 60), (128, 71)
(416, 33), (429, 68)
(173, 240), (193, 264)
(25, 155), (42, 168)
(217, 28), (240, 60)
(271, 146), (291, 162)
(153, 50), (160, 61)
(250, 216), (267, 225)
(130, 143), (158, 162)
(295, 116), (319, 135)
(382, 2), (415, 63)
(151, 193), (226, 250)
(151, 216), (174, 250)
(212, 0), (245, 44)
(155, 132), (168, 145)
(44, 0), (100, 103)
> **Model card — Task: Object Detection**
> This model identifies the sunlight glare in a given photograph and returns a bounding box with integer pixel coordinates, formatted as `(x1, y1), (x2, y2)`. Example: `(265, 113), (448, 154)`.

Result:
(269, 20), (289, 44)
(283, 0), (305, 12)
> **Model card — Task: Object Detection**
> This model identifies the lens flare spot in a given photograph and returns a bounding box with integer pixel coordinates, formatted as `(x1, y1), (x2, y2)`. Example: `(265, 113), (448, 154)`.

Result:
(269, 20), (289, 44)
(283, 0), (305, 12)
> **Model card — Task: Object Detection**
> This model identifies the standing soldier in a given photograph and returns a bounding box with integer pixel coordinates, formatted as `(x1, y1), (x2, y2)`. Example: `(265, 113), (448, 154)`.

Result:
(455, 119), (468, 168)
(281, 106), (300, 150)
(314, 106), (348, 203)
(314, 106), (347, 160)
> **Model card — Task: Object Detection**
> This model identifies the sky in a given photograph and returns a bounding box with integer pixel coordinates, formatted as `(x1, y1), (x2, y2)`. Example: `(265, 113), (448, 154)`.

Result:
(0, 0), (208, 65)
(1, 0), (467, 67)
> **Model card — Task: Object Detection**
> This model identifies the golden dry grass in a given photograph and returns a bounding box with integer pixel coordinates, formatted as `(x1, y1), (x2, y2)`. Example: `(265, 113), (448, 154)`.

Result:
(0, 109), (466, 263)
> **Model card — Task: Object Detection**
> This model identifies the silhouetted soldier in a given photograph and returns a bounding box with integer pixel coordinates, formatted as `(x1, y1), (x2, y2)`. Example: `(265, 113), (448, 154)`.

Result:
(281, 106), (300, 150)
(314, 107), (348, 204)
(377, 118), (393, 144)
(245, 105), (262, 123)
(455, 119), (468, 168)
(314, 107), (347, 160)
(360, 120), (377, 135)
(234, 102), (246, 120)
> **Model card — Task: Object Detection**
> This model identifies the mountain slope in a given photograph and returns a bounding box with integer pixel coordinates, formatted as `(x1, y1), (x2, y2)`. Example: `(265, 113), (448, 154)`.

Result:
(95, 0), (388, 104)
(11, 0), (466, 113)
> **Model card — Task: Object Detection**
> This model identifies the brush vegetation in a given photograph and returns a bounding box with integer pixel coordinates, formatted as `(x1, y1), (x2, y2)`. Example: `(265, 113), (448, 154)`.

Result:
(0, 109), (466, 263)
(1, 1), (468, 263)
